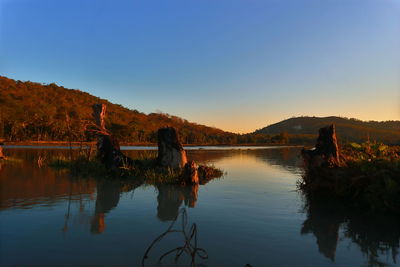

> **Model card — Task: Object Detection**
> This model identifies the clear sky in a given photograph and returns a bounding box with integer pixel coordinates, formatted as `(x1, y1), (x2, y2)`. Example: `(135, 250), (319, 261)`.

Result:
(1, 0), (399, 133)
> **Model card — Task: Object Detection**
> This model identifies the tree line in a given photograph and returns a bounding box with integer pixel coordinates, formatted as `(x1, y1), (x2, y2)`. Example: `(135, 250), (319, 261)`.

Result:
(0, 76), (305, 145)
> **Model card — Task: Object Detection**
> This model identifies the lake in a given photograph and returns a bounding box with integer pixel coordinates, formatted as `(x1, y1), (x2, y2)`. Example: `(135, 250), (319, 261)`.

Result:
(0, 147), (398, 266)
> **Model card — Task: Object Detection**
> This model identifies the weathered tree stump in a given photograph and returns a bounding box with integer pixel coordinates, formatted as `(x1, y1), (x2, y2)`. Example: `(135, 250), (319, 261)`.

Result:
(302, 124), (341, 169)
(182, 160), (199, 185)
(92, 104), (134, 169)
(157, 127), (188, 169)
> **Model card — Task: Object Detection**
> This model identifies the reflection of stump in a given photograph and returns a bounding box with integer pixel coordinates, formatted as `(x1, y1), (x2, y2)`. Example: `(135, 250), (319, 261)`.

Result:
(157, 127), (187, 168)
(157, 185), (184, 221)
(302, 124), (340, 169)
(183, 184), (199, 208)
(301, 213), (340, 261)
(301, 209), (341, 261)
(90, 180), (122, 234)
(156, 185), (199, 221)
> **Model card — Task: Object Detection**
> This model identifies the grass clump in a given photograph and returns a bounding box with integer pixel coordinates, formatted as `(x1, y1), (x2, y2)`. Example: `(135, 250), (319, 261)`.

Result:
(49, 155), (224, 185)
(0, 156), (22, 164)
(299, 142), (400, 213)
(342, 141), (400, 162)
(49, 156), (108, 177)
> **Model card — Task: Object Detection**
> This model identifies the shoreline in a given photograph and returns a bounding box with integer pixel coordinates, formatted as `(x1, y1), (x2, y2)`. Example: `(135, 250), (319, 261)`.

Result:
(2, 141), (301, 148)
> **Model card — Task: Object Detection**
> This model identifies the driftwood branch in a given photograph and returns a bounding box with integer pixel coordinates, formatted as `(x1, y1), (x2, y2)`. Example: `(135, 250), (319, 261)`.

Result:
(142, 208), (208, 267)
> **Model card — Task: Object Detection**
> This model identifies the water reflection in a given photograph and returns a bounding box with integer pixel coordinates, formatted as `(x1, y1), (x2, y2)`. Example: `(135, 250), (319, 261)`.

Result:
(1, 147), (399, 266)
(91, 180), (123, 234)
(188, 147), (302, 174)
(0, 160), (96, 210)
(0, 148), (205, 234)
(301, 196), (400, 266)
(250, 147), (302, 173)
(156, 184), (199, 221)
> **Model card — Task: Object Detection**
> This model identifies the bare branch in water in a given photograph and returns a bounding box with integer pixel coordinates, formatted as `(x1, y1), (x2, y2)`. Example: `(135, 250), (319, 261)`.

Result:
(142, 208), (208, 267)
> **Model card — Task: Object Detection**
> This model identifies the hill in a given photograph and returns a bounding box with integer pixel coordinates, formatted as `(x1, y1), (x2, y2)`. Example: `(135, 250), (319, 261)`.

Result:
(1, 76), (398, 145)
(0, 76), (237, 144)
(255, 116), (400, 144)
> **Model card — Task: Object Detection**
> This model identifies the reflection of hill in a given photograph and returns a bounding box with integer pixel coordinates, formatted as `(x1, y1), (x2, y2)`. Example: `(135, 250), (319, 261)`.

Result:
(246, 148), (302, 173)
(1, 147), (304, 237)
(187, 148), (302, 174)
(301, 196), (400, 266)
(0, 148), (205, 234)
(1, 147), (302, 211)
(0, 153), (97, 210)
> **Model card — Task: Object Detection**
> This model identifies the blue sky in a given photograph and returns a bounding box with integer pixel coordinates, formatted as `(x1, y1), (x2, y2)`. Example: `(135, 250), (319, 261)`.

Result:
(1, 0), (399, 133)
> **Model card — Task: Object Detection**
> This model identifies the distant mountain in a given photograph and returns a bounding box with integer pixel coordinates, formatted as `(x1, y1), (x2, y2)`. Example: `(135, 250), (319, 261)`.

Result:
(255, 116), (400, 144)
(0, 76), (237, 144)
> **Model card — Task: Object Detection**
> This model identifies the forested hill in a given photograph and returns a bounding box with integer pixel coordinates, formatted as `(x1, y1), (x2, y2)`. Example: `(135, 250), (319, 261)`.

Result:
(0, 76), (237, 144)
(1, 76), (399, 145)
(255, 116), (400, 144)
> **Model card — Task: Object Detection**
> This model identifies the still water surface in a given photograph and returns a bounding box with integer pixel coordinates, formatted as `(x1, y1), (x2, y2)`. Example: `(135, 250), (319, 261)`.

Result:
(0, 147), (398, 266)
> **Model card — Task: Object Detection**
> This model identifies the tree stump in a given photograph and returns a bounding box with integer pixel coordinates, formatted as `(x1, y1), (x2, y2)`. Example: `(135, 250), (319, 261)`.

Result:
(157, 127), (188, 168)
(302, 124), (341, 169)
(182, 160), (199, 185)
(92, 104), (133, 169)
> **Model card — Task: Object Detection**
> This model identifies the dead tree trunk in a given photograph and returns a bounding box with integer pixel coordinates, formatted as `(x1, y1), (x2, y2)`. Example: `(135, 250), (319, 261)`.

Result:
(92, 104), (106, 130)
(157, 127), (188, 169)
(92, 104), (133, 169)
(302, 124), (341, 169)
